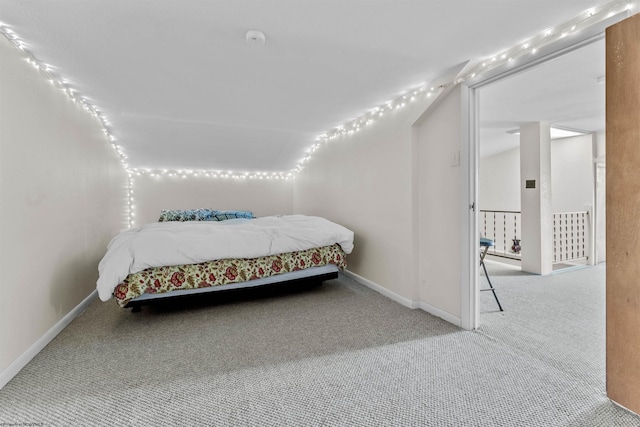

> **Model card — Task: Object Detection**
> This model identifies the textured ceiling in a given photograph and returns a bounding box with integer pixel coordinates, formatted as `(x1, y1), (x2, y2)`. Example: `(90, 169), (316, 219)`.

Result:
(0, 0), (622, 171)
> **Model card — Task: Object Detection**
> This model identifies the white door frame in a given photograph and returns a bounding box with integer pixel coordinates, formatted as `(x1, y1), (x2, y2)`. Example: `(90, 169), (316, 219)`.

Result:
(460, 13), (625, 331)
(460, 85), (479, 330)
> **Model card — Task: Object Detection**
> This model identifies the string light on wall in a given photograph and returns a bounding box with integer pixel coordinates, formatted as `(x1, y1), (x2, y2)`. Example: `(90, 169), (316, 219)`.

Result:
(0, 21), (128, 171)
(1, 0), (636, 229)
(128, 168), (294, 181)
(295, 0), (637, 176)
(309, 85), (440, 152)
(0, 20), (133, 226)
(471, 0), (634, 78)
(127, 173), (135, 228)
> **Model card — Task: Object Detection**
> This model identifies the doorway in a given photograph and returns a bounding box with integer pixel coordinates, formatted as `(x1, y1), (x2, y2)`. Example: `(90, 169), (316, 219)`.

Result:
(477, 38), (604, 279)
(461, 13), (623, 329)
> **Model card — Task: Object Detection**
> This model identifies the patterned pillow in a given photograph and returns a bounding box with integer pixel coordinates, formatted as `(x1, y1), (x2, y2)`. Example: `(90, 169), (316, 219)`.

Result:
(158, 209), (216, 222)
(158, 209), (254, 222)
(212, 210), (254, 221)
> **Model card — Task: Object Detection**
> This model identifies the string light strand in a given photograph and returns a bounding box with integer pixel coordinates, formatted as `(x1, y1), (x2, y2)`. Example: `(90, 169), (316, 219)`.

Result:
(0, 21), (128, 171)
(1, 0), (635, 228)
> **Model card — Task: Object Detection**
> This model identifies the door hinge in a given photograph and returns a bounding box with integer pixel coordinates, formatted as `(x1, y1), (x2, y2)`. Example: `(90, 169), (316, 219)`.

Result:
(470, 202), (476, 211)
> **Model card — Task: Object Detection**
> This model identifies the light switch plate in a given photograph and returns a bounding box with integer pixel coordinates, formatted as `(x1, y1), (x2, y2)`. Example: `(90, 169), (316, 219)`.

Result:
(451, 150), (460, 167)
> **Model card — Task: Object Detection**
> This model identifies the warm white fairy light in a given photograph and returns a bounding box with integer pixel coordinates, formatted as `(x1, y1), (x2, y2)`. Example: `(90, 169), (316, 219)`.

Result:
(127, 173), (135, 228)
(2, 0), (636, 228)
(0, 21), (131, 224)
(304, 0), (636, 174)
(128, 168), (294, 182)
(0, 23), (123, 159)
(312, 82), (444, 149)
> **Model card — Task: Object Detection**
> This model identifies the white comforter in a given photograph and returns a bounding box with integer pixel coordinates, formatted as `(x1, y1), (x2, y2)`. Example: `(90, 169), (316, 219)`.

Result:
(97, 215), (354, 301)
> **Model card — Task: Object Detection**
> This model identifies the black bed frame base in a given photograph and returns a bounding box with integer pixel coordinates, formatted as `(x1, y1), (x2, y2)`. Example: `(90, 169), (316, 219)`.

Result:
(125, 270), (339, 312)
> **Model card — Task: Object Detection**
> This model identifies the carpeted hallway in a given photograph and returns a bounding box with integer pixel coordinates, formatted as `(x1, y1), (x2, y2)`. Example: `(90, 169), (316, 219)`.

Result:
(1, 263), (639, 426)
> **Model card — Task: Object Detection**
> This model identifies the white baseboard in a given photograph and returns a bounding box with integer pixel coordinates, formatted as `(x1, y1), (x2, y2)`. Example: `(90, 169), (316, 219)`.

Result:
(418, 301), (462, 327)
(342, 270), (462, 327)
(342, 270), (419, 309)
(0, 290), (97, 390)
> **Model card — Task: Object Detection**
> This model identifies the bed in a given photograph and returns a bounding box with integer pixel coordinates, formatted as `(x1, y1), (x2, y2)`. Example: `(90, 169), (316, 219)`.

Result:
(96, 214), (354, 310)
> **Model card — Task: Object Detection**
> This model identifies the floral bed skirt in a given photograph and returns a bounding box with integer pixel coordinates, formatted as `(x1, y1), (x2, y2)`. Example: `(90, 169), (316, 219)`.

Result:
(114, 244), (347, 307)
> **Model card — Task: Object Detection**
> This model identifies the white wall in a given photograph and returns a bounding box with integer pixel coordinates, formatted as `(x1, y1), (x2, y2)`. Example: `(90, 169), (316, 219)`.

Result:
(594, 130), (606, 162)
(479, 147), (520, 212)
(479, 134), (595, 214)
(293, 97), (431, 302)
(416, 86), (462, 318)
(132, 175), (294, 225)
(0, 36), (127, 377)
(551, 134), (594, 213)
(294, 85), (465, 323)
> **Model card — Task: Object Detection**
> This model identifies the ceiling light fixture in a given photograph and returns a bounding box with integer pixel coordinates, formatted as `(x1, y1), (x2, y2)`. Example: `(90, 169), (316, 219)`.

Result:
(245, 30), (266, 46)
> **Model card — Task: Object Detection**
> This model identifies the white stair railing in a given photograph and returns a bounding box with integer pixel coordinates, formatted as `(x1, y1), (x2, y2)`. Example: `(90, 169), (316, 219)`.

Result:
(480, 210), (591, 265)
(552, 211), (590, 263)
(480, 210), (522, 260)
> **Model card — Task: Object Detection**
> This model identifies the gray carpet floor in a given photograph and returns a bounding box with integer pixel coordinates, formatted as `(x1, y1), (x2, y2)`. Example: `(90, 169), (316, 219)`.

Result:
(1, 264), (640, 426)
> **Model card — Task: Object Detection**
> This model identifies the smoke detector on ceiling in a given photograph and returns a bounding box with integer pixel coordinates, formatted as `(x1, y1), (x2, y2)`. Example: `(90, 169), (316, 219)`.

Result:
(246, 30), (266, 46)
